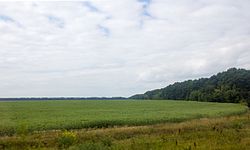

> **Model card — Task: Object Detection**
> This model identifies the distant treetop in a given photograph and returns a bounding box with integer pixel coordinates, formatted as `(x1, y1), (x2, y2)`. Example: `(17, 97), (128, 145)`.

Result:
(130, 68), (250, 106)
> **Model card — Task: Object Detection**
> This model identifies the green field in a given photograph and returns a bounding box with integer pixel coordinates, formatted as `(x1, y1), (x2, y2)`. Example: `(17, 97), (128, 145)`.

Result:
(0, 100), (247, 136)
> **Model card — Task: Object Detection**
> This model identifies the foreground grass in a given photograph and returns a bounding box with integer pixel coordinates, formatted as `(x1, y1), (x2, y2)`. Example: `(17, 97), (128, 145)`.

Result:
(0, 100), (247, 136)
(0, 111), (250, 149)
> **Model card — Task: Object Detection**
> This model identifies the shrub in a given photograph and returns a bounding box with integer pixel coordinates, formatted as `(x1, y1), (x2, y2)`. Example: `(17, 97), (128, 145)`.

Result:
(58, 130), (77, 148)
(239, 99), (248, 106)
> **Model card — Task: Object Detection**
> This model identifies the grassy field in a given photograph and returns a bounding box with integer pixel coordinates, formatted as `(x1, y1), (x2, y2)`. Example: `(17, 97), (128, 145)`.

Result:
(0, 100), (247, 136)
(1, 110), (250, 149)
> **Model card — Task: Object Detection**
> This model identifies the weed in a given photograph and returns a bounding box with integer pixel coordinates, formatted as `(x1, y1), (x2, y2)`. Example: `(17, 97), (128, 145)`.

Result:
(58, 130), (77, 148)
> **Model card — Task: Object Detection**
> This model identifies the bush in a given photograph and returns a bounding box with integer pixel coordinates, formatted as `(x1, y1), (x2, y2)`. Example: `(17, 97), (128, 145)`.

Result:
(239, 99), (248, 107)
(58, 130), (77, 148)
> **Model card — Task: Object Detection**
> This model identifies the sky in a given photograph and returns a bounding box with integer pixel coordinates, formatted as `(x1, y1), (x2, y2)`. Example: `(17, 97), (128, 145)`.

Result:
(0, 0), (250, 97)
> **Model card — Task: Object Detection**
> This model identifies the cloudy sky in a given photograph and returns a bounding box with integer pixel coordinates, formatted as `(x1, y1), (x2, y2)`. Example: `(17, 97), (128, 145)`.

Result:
(0, 0), (250, 97)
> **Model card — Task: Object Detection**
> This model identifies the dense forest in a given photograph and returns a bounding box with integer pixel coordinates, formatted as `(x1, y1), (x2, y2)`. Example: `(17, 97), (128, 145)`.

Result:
(130, 68), (250, 106)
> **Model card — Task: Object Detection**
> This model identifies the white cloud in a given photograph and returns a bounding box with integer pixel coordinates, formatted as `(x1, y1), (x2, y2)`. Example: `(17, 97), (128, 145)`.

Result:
(0, 0), (249, 97)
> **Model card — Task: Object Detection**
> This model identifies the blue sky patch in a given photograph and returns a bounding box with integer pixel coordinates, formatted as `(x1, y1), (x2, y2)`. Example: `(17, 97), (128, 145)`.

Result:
(83, 1), (99, 12)
(46, 15), (64, 28)
(0, 14), (23, 27)
(97, 25), (110, 37)
(0, 15), (15, 22)
(138, 0), (151, 4)
(140, 0), (152, 17)
(138, 0), (154, 28)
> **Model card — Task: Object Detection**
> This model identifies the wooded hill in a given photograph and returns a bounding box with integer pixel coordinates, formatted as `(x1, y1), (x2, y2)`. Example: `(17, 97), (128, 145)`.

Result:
(130, 68), (250, 106)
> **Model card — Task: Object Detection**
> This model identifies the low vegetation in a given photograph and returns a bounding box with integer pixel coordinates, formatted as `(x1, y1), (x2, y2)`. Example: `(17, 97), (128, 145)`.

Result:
(0, 110), (250, 149)
(0, 100), (247, 136)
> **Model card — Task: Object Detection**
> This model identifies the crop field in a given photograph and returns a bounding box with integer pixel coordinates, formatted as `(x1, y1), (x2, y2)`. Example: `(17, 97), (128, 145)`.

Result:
(0, 100), (247, 136)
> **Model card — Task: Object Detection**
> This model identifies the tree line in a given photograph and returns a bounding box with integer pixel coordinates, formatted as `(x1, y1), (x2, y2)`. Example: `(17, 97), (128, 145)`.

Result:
(130, 68), (250, 106)
(0, 97), (127, 101)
